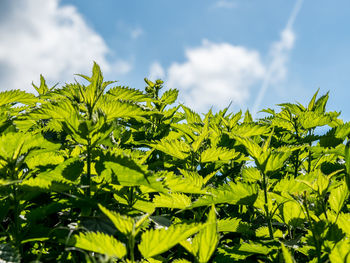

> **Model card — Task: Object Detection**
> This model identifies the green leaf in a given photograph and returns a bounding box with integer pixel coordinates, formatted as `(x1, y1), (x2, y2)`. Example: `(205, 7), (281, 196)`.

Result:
(151, 139), (191, 160)
(25, 152), (64, 170)
(74, 232), (127, 258)
(98, 205), (134, 235)
(229, 124), (270, 137)
(278, 102), (304, 115)
(216, 242), (273, 260)
(138, 223), (203, 258)
(113, 194), (155, 213)
(192, 182), (258, 207)
(281, 243), (295, 263)
(0, 90), (36, 107)
(32, 74), (51, 95)
(336, 213), (350, 236)
(297, 170), (330, 196)
(182, 105), (202, 124)
(329, 239), (350, 263)
(153, 193), (192, 209)
(256, 227), (283, 238)
(200, 147), (239, 163)
(160, 89), (179, 105)
(20, 157), (86, 191)
(254, 191), (288, 217)
(192, 205), (219, 263)
(237, 242), (272, 255)
(299, 111), (332, 129)
(307, 89), (319, 111)
(273, 177), (309, 194)
(217, 218), (241, 232)
(98, 99), (150, 121)
(345, 141), (350, 191)
(314, 91), (329, 113)
(33, 157), (83, 183)
(329, 181), (348, 214)
(192, 128), (209, 153)
(280, 200), (305, 227)
(234, 136), (265, 163)
(335, 122), (350, 139)
(0, 132), (58, 164)
(172, 259), (192, 263)
(102, 158), (165, 192)
(20, 177), (55, 190)
(241, 167), (261, 183)
(243, 110), (253, 123)
(107, 86), (151, 102)
(165, 170), (205, 194)
(265, 151), (291, 173)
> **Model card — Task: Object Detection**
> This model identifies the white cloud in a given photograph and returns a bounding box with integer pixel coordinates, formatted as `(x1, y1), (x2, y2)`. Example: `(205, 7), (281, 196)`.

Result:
(251, 28), (295, 114)
(268, 28), (295, 84)
(111, 60), (133, 75)
(130, 27), (144, 39)
(0, 0), (131, 93)
(214, 0), (237, 9)
(167, 40), (265, 112)
(168, 0), (302, 114)
(149, 62), (165, 80)
(116, 21), (144, 40)
(252, 0), (303, 114)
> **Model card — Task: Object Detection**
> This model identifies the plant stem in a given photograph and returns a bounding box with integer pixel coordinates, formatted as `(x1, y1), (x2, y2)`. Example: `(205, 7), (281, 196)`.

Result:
(293, 119), (300, 177)
(10, 163), (22, 254)
(321, 198), (328, 221)
(12, 188), (23, 256)
(303, 194), (321, 263)
(12, 185), (20, 251)
(308, 129), (312, 174)
(128, 187), (134, 207)
(128, 234), (135, 263)
(294, 150), (299, 177)
(262, 172), (274, 239)
(86, 141), (91, 197)
(288, 225), (293, 239)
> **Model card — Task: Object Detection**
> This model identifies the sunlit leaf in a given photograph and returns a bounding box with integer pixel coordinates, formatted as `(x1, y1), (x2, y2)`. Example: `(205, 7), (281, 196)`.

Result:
(98, 205), (134, 235)
(138, 223), (203, 258)
(329, 181), (348, 214)
(74, 232), (127, 258)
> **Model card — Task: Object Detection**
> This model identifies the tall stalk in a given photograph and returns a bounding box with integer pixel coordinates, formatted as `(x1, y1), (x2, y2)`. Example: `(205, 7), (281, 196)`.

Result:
(262, 171), (274, 239)
(302, 193), (321, 263)
(308, 129), (313, 174)
(128, 233), (135, 263)
(85, 101), (93, 198)
(85, 141), (91, 197)
(10, 164), (22, 254)
(293, 118), (300, 177)
(12, 185), (20, 250)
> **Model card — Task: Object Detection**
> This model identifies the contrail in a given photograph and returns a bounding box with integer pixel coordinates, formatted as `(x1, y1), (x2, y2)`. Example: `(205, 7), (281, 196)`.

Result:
(252, 0), (304, 116)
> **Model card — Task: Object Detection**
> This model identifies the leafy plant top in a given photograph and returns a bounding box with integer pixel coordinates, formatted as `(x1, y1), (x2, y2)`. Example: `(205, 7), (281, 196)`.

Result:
(0, 63), (349, 263)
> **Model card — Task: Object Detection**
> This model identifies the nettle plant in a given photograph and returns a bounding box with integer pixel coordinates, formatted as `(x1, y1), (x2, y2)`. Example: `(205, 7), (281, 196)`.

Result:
(0, 63), (350, 263)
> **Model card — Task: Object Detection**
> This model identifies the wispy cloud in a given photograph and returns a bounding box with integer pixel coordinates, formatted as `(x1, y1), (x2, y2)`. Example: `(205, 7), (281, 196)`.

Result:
(214, 0), (237, 9)
(163, 1), (303, 113)
(252, 0), (304, 115)
(166, 40), (265, 112)
(0, 0), (131, 92)
(130, 27), (144, 39)
(116, 21), (144, 40)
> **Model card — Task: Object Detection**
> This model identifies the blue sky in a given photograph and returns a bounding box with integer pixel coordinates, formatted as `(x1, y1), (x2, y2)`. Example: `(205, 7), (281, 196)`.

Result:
(1, 0), (350, 120)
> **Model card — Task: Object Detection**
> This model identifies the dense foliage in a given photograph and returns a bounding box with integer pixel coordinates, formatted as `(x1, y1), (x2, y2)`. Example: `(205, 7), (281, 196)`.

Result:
(1, 63), (350, 262)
